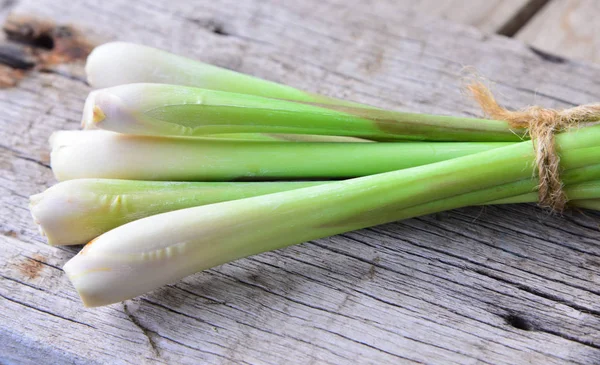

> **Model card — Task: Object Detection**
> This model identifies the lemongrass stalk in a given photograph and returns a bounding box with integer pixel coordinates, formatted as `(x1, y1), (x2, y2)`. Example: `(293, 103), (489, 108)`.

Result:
(34, 152), (600, 246)
(32, 166), (600, 247)
(85, 43), (374, 143)
(63, 125), (600, 306)
(569, 199), (600, 211)
(208, 133), (372, 142)
(82, 84), (522, 142)
(86, 42), (366, 107)
(30, 179), (325, 246)
(488, 163), (600, 205)
(50, 130), (512, 181)
(262, 134), (373, 142)
(486, 182), (600, 205)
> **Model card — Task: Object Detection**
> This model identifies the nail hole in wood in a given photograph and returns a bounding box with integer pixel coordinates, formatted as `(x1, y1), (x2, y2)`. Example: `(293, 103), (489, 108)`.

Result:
(31, 33), (54, 49)
(504, 314), (533, 331)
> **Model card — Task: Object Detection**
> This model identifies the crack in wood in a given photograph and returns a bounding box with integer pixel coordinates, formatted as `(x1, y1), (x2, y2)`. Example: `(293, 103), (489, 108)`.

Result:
(528, 46), (567, 64)
(473, 269), (600, 350)
(170, 285), (226, 306)
(372, 222), (600, 301)
(357, 227), (600, 333)
(1, 274), (47, 292)
(15, 154), (50, 169)
(0, 142), (51, 169)
(146, 251), (585, 363)
(451, 209), (600, 257)
(228, 252), (514, 361)
(137, 299), (255, 364)
(38, 67), (88, 85)
(140, 297), (226, 331)
(473, 268), (600, 318)
(150, 331), (240, 364)
(302, 239), (537, 343)
(492, 81), (579, 107)
(0, 291), (95, 328)
(318, 327), (421, 363)
(122, 301), (161, 358)
(23, 254), (63, 272)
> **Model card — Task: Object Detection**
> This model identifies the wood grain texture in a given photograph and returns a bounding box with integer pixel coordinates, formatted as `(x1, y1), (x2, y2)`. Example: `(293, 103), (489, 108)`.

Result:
(517, 0), (600, 63)
(343, 0), (531, 34)
(3, 0), (600, 364)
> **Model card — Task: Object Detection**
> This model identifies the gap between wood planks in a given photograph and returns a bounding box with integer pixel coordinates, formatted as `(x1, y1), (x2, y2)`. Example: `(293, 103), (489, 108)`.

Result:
(496, 0), (551, 37)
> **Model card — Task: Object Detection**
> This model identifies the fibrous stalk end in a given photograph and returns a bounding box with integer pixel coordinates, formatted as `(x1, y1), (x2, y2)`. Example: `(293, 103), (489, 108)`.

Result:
(92, 105), (106, 124)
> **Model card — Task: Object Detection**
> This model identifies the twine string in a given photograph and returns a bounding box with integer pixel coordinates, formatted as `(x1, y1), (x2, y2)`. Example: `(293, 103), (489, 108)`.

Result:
(467, 82), (600, 211)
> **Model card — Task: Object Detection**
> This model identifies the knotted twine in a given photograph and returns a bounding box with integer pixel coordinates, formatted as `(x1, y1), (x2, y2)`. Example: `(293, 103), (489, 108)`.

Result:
(467, 82), (600, 212)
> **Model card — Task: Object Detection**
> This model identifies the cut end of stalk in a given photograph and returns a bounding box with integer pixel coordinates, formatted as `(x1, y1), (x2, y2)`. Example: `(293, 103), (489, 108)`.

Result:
(81, 90), (98, 129)
(29, 196), (44, 238)
(63, 254), (113, 307)
(29, 193), (52, 244)
(92, 105), (106, 124)
(61, 206), (224, 307)
(81, 88), (135, 131)
(63, 239), (186, 307)
(63, 249), (122, 307)
(29, 181), (104, 246)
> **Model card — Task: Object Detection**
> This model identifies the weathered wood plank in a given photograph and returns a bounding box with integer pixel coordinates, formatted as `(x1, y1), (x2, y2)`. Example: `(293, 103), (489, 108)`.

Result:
(3, 0), (600, 364)
(344, 0), (531, 34)
(517, 0), (600, 63)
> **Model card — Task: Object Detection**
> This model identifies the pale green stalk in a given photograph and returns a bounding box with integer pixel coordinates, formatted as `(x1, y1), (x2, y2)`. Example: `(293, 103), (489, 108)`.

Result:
(209, 133), (372, 142)
(63, 125), (600, 306)
(489, 182), (600, 207)
(569, 199), (600, 211)
(50, 130), (512, 181)
(30, 179), (324, 245)
(31, 172), (600, 246)
(489, 163), (600, 204)
(86, 42), (375, 143)
(82, 84), (522, 142)
(86, 42), (366, 107)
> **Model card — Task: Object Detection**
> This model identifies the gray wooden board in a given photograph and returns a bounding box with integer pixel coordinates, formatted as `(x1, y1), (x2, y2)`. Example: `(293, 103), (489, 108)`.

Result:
(343, 0), (532, 34)
(2, 0), (600, 364)
(517, 0), (600, 63)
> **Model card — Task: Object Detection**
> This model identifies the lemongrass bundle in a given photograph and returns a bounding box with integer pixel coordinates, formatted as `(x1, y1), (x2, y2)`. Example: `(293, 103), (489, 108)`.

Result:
(27, 42), (600, 308)
(62, 124), (600, 306)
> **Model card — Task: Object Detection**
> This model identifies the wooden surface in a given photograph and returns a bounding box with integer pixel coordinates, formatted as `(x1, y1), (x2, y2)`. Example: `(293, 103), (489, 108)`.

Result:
(351, 0), (532, 34)
(3, 0), (600, 364)
(340, 1), (600, 65)
(517, 0), (600, 63)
